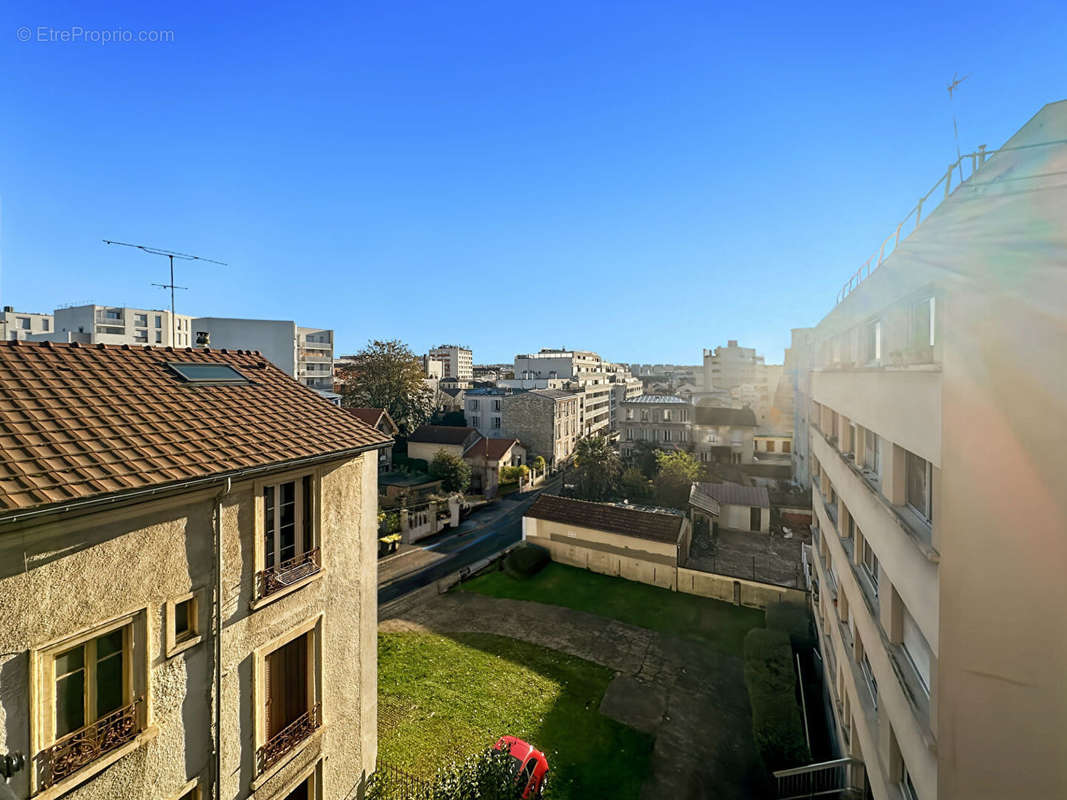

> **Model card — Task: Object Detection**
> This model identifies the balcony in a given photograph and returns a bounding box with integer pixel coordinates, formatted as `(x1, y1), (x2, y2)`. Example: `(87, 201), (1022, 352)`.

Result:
(38, 699), (142, 789)
(256, 703), (321, 774)
(774, 758), (866, 800)
(256, 548), (321, 598)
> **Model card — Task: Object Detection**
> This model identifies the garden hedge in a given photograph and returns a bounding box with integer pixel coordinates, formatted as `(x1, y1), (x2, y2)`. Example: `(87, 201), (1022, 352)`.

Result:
(503, 543), (550, 578)
(765, 599), (816, 651)
(743, 628), (809, 770)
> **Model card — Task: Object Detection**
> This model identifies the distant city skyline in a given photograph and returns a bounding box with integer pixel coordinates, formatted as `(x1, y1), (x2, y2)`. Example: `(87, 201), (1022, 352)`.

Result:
(2, 1), (1065, 364)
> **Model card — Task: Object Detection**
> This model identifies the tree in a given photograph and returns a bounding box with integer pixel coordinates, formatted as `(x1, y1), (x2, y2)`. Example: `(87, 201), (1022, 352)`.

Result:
(429, 449), (471, 493)
(532, 455), (546, 472)
(337, 339), (433, 435)
(630, 439), (660, 479)
(654, 449), (702, 508)
(572, 434), (621, 501)
(620, 466), (652, 501)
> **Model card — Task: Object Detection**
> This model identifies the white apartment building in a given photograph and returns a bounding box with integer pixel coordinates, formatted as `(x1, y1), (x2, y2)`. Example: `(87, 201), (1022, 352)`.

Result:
(703, 339), (766, 392)
(795, 101), (1067, 800)
(48, 304), (195, 347)
(428, 344), (473, 381)
(0, 306), (54, 341)
(193, 317), (335, 392)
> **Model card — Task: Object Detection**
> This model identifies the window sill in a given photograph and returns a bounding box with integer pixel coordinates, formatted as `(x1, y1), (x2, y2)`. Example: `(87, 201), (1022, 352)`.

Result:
(33, 725), (159, 800)
(249, 725), (324, 793)
(166, 633), (203, 659)
(250, 568), (325, 613)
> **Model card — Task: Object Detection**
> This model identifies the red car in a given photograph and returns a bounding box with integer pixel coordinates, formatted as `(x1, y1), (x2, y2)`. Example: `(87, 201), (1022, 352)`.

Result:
(493, 735), (549, 799)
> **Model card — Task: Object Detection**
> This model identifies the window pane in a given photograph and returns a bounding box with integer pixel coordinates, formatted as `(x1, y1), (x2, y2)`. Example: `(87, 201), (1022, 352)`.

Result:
(55, 645), (84, 677)
(302, 475), (312, 550)
(97, 629), (123, 659)
(264, 487), (275, 565)
(175, 599), (192, 637)
(280, 482), (296, 562)
(906, 452), (929, 516)
(96, 646), (124, 716)
(56, 672), (85, 737)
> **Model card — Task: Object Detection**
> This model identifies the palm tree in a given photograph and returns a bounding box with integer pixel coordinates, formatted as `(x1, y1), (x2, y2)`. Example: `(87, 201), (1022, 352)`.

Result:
(572, 434), (621, 501)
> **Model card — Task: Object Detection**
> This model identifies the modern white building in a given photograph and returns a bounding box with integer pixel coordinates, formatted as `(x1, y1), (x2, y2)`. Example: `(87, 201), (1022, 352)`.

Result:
(193, 317), (334, 392)
(794, 100), (1067, 800)
(48, 304), (195, 347)
(0, 306), (54, 341)
(428, 344), (473, 381)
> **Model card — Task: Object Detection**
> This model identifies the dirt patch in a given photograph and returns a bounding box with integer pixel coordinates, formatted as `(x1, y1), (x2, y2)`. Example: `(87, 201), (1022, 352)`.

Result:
(687, 527), (807, 588)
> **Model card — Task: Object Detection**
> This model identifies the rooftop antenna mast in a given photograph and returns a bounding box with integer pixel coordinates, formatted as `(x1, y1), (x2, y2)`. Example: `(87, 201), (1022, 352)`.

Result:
(947, 72), (970, 182)
(102, 240), (227, 345)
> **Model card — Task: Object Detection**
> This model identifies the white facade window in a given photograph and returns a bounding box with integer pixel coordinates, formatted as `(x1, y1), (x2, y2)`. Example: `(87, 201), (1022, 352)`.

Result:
(19, 317), (30, 329)
(902, 607), (932, 694)
(263, 475), (314, 569)
(861, 538), (879, 594)
(906, 450), (933, 522)
(472, 416), (480, 428)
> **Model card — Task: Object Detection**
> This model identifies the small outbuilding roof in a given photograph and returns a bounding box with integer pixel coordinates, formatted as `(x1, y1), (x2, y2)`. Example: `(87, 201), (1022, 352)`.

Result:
(525, 494), (684, 544)
(408, 425), (479, 445)
(693, 406), (758, 427)
(691, 481), (770, 509)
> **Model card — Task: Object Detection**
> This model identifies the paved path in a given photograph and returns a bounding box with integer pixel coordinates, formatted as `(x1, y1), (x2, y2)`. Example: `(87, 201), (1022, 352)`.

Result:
(381, 592), (772, 799)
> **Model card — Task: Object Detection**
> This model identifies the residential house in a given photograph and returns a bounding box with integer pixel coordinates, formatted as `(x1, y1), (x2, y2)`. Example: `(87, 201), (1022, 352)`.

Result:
(500, 389), (581, 467)
(406, 425), (526, 497)
(522, 494), (691, 590)
(0, 340), (390, 800)
(464, 388), (511, 437)
(795, 101), (1067, 800)
(691, 405), (757, 464)
(689, 482), (771, 533)
(618, 395), (691, 457)
(346, 408), (399, 472)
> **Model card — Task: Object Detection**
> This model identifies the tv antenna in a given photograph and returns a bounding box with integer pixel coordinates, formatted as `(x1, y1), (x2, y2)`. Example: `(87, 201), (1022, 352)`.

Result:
(102, 240), (227, 345)
(947, 72), (970, 182)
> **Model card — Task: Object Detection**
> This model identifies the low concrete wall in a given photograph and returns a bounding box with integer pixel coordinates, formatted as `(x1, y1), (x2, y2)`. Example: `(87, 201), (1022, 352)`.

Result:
(677, 567), (807, 610)
(531, 532), (806, 609)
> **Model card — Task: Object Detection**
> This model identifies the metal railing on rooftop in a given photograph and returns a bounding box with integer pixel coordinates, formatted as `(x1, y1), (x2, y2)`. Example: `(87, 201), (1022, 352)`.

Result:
(835, 137), (1067, 306)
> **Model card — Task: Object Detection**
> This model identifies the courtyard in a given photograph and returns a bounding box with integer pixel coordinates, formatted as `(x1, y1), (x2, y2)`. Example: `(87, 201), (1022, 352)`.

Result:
(378, 563), (773, 799)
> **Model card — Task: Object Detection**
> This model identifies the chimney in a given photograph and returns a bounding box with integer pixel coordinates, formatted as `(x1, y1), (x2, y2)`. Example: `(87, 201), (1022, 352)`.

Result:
(195, 331), (211, 348)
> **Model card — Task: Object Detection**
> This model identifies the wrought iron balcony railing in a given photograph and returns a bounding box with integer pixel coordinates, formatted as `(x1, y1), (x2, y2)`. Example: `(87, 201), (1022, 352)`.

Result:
(256, 547), (321, 598)
(256, 703), (321, 775)
(38, 698), (142, 789)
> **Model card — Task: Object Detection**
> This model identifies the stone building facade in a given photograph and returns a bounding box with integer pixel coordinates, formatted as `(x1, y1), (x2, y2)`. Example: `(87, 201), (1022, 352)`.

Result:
(0, 342), (390, 800)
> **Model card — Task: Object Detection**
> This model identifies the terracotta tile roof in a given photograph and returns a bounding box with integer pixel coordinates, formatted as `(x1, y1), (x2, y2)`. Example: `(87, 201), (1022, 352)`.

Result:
(408, 425), (479, 446)
(525, 494), (683, 544)
(0, 341), (392, 517)
(346, 407), (399, 434)
(463, 437), (519, 462)
(692, 482), (770, 508)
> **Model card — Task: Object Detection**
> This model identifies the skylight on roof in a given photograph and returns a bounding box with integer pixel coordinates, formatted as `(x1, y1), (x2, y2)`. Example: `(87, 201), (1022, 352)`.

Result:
(167, 362), (249, 384)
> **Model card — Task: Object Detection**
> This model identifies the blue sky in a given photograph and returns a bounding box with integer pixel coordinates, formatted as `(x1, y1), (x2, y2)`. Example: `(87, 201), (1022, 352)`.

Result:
(1, 1), (1064, 364)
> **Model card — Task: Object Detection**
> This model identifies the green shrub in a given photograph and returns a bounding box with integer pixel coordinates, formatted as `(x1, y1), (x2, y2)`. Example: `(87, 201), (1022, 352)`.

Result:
(766, 600), (815, 651)
(743, 628), (808, 770)
(503, 543), (550, 578)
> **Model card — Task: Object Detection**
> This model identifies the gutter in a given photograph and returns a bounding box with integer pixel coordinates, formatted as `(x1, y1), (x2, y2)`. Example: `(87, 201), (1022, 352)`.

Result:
(0, 441), (389, 528)
(213, 476), (231, 800)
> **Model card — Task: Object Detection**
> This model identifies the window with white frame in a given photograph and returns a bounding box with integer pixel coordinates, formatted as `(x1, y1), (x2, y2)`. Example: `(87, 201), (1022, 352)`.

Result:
(258, 474), (319, 599)
(864, 319), (881, 363)
(861, 537), (879, 594)
(902, 606), (932, 695)
(905, 450), (933, 522)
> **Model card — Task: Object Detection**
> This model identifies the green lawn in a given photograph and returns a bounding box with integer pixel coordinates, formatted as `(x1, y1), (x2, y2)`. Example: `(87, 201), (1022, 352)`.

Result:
(378, 631), (653, 799)
(461, 562), (764, 657)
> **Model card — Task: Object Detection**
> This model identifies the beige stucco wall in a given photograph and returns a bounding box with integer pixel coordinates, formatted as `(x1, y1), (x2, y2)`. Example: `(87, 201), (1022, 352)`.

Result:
(0, 451), (378, 800)
(677, 567), (806, 609)
(524, 517), (679, 590)
(719, 503), (769, 532)
(407, 441), (464, 464)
